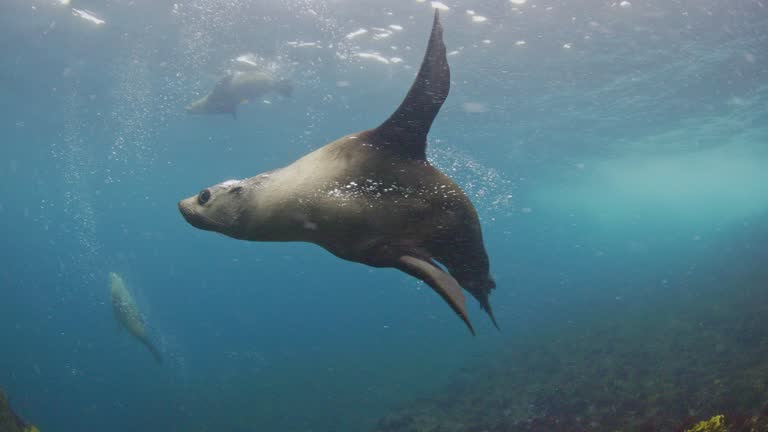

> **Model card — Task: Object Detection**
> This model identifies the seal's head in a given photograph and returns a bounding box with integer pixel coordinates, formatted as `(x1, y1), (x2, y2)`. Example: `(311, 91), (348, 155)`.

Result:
(178, 179), (249, 238)
(108, 272), (122, 294)
(108, 272), (120, 282)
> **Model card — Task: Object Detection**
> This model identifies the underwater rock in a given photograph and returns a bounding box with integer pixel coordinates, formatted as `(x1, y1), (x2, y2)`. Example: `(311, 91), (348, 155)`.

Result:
(0, 388), (39, 432)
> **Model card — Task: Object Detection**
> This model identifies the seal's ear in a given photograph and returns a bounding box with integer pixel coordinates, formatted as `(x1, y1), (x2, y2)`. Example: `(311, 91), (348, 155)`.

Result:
(396, 255), (475, 335)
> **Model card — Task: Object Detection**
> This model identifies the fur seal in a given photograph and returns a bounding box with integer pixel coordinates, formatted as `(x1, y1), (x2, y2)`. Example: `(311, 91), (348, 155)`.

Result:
(178, 11), (496, 334)
(186, 70), (293, 119)
(109, 272), (163, 363)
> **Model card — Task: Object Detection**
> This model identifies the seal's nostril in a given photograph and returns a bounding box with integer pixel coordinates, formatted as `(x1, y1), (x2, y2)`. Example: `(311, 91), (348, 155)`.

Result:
(178, 201), (193, 220)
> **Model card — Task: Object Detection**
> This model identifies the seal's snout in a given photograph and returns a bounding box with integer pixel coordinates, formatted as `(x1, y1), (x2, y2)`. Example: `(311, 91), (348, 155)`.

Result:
(178, 199), (210, 231)
(178, 199), (192, 222)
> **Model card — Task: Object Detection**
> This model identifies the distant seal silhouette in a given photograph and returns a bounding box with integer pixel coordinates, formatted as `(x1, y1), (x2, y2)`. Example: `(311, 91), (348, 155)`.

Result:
(109, 272), (163, 362)
(178, 10), (496, 334)
(186, 70), (292, 119)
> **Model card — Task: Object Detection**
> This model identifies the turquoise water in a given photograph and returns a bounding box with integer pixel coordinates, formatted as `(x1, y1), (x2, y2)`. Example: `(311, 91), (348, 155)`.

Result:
(1, 1), (767, 431)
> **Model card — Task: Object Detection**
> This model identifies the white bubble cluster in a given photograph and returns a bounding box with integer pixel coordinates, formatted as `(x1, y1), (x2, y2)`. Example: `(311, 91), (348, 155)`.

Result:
(429, 144), (514, 220)
(49, 90), (102, 280)
(108, 49), (160, 178)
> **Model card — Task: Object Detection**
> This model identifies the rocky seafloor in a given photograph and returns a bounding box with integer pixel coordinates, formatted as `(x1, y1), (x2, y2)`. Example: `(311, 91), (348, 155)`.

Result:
(373, 268), (768, 432)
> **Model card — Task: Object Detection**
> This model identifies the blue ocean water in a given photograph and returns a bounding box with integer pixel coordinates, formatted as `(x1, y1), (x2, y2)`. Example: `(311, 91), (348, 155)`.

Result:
(1, 0), (767, 431)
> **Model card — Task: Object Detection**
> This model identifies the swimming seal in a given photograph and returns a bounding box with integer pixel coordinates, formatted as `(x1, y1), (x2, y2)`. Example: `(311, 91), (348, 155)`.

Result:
(109, 272), (163, 363)
(178, 11), (497, 334)
(186, 70), (292, 119)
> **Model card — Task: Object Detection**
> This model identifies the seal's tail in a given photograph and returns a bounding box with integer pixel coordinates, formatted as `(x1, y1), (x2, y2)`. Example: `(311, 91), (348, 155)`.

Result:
(275, 79), (293, 97)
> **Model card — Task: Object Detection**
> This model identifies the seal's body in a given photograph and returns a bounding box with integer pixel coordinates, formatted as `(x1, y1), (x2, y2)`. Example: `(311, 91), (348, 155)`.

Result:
(109, 272), (162, 362)
(186, 70), (292, 119)
(179, 11), (496, 333)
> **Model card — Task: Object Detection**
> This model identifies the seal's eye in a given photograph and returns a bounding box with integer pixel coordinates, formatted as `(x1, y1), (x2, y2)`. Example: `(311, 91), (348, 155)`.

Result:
(198, 189), (211, 205)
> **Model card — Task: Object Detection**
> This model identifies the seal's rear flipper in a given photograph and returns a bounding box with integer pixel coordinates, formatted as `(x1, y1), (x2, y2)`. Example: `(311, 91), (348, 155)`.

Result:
(144, 340), (163, 364)
(480, 297), (500, 331)
(463, 277), (500, 331)
(396, 255), (475, 335)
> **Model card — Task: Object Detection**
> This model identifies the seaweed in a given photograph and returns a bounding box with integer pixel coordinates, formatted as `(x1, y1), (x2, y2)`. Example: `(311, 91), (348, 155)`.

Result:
(0, 388), (39, 432)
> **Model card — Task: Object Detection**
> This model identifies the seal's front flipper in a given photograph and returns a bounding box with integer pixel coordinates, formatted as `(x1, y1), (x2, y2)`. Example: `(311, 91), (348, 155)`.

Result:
(396, 255), (475, 335)
(374, 10), (449, 159)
